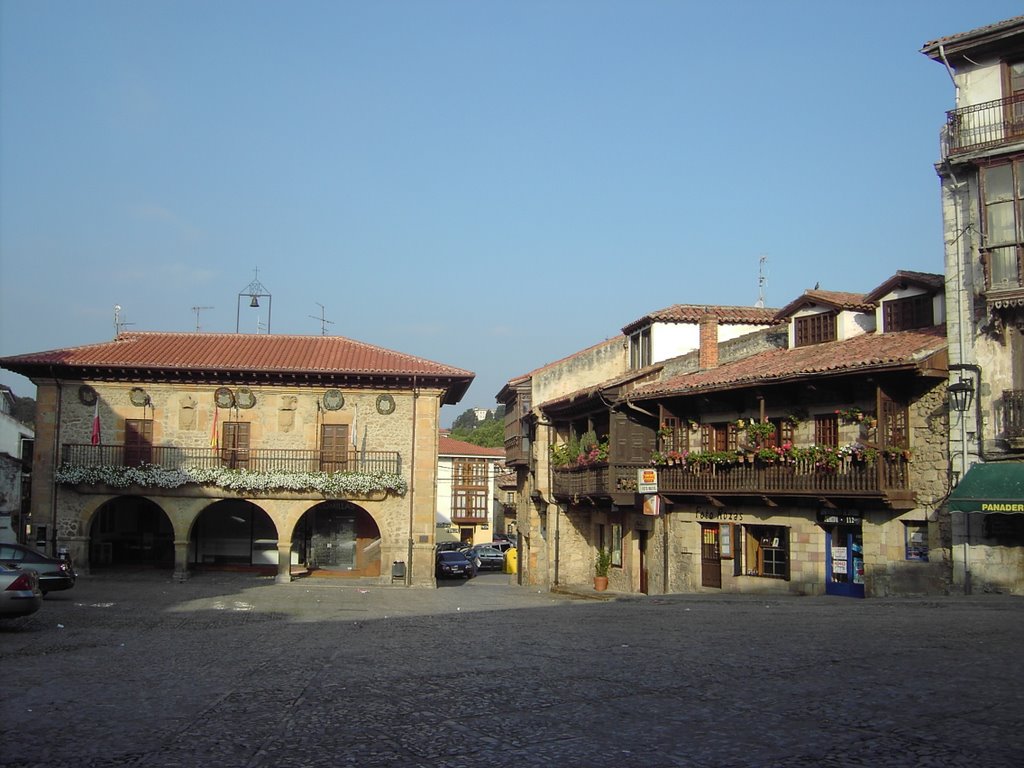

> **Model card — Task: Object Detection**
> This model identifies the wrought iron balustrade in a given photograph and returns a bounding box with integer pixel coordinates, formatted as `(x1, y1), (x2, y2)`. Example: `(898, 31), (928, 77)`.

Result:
(945, 93), (1024, 155)
(1005, 389), (1024, 447)
(61, 443), (402, 475)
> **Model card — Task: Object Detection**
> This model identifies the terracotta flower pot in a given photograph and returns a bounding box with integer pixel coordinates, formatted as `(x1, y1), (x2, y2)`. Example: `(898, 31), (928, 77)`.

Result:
(594, 576), (609, 591)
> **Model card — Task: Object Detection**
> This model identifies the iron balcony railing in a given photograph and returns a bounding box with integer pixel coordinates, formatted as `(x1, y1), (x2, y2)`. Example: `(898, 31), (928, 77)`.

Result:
(61, 444), (402, 475)
(552, 456), (910, 499)
(945, 93), (1024, 155)
(1005, 389), (1024, 446)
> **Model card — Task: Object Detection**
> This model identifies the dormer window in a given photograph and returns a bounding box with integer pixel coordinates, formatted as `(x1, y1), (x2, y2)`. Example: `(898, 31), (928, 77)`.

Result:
(629, 327), (651, 369)
(794, 312), (837, 347)
(882, 294), (934, 332)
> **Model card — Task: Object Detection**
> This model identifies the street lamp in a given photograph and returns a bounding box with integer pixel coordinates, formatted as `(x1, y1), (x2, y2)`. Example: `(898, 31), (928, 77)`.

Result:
(235, 269), (272, 333)
(949, 377), (974, 414)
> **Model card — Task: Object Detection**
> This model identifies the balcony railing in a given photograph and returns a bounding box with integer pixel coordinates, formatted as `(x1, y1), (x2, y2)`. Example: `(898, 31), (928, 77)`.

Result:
(945, 93), (1024, 155)
(61, 444), (402, 475)
(551, 456), (910, 500)
(1005, 390), (1024, 448)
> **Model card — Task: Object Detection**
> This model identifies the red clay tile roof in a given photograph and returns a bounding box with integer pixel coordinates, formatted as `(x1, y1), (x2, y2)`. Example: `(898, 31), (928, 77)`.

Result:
(622, 305), (779, 334)
(921, 15), (1024, 59)
(438, 435), (505, 458)
(0, 332), (474, 403)
(629, 326), (948, 399)
(774, 290), (874, 321)
(864, 271), (944, 303)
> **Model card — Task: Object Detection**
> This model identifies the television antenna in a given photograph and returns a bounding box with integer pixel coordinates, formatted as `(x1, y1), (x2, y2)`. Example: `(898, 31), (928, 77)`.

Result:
(191, 306), (214, 332)
(113, 304), (134, 337)
(755, 255), (768, 308)
(309, 302), (335, 336)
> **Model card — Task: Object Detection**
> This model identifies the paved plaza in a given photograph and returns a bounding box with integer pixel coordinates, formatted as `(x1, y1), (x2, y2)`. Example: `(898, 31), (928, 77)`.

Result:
(2, 571), (1023, 768)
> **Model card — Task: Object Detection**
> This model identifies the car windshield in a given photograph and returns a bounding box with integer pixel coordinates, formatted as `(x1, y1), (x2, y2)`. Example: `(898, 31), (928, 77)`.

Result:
(439, 552), (467, 562)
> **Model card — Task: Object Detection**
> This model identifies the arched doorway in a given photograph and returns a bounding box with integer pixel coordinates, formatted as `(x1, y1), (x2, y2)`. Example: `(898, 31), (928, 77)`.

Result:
(190, 500), (278, 571)
(295, 501), (382, 578)
(89, 496), (174, 569)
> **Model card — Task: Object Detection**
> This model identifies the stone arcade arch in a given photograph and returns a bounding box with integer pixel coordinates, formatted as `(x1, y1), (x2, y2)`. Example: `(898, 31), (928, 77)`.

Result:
(188, 499), (279, 572)
(87, 495), (175, 570)
(293, 500), (383, 578)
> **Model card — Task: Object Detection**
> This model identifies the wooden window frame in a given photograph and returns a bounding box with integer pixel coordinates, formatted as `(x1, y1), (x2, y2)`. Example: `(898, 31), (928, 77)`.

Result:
(629, 327), (652, 369)
(744, 525), (789, 580)
(815, 414), (839, 448)
(882, 294), (934, 332)
(794, 312), (837, 347)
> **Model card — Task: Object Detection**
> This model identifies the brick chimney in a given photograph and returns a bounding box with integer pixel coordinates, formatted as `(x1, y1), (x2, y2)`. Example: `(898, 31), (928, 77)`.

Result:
(699, 311), (719, 370)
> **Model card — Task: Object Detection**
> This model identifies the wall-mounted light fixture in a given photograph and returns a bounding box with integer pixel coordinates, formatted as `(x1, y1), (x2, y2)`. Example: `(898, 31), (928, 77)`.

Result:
(949, 377), (975, 414)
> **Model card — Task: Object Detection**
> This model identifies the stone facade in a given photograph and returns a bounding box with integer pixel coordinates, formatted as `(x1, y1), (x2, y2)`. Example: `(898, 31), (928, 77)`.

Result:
(29, 378), (446, 587)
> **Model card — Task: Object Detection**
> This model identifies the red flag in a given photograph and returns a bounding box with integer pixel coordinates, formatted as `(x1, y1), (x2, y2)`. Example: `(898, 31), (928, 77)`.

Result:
(90, 401), (101, 446)
(210, 402), (219, 450)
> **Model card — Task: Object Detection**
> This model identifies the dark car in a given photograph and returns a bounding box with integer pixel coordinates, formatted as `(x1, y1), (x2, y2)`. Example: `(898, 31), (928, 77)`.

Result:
(0, 563), (43, 619)
(467, 545), (505, 571)
(0, 543), (77, 594)
(435, 541), (466, 553)
(435, 551), (474, 579)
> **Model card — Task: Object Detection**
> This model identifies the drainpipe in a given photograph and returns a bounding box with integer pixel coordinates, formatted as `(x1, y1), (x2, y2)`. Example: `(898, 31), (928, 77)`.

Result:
(937, 44), (960, 106)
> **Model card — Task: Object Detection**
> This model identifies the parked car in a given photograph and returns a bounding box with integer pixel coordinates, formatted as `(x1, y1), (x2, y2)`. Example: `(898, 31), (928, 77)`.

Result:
(0, 543), (77, 594)
(488, 540), (514, 554)
(435, 551), (474, 579)
(435, 541), (466, 553)
(0, 563), (44, 619)
(467, 545), (505, 571)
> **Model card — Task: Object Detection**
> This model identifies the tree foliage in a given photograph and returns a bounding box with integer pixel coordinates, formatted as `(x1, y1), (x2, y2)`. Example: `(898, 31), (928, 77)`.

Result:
(449, 405), (505, 448)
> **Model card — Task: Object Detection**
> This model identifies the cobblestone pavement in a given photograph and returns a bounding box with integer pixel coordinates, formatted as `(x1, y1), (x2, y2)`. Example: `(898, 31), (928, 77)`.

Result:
(2, 571), (1023, 768)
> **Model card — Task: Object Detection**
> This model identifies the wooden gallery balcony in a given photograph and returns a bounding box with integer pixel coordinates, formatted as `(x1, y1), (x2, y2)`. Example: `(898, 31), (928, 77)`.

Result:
(61, 444), (402, 475)
(552, 456), (913, 509)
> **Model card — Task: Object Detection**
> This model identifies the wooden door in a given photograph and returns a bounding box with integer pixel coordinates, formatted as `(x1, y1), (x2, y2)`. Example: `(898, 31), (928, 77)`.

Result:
(701, 523), (722, 588)
(124, 419), (153, 466)
(320, 424), (350, 472)
(221, 422), (251, 469)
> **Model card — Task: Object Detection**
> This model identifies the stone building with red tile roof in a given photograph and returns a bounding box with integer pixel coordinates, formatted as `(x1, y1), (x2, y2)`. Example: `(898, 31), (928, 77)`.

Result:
(0, 332), (473, 586)
(500, 272), (953, 598)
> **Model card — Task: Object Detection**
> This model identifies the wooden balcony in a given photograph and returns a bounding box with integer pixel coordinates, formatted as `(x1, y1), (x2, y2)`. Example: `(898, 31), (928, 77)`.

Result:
(552, 456), (913, 508)
(61, 444), (402, 475)
(504, 434), (529, 466)
(945, 93), (1024, 155)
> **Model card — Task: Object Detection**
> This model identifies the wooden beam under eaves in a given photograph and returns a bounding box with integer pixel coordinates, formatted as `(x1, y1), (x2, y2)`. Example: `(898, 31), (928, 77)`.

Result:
(704, 495), (725, 508)
(818, 497), (838, 509)
(760, 496), (778, 507)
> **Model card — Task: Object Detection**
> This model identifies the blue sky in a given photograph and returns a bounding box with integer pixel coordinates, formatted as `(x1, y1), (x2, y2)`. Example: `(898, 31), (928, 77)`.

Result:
(1, 1), (1021, 425)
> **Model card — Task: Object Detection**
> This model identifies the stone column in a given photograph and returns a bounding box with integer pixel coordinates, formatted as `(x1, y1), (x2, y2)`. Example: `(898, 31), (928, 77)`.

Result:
(172, 539), (190, 581)
(276, 541), (292, 584)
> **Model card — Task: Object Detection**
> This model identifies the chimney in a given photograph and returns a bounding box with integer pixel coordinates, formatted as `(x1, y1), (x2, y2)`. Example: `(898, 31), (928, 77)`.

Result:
(699, 312), (719, 370)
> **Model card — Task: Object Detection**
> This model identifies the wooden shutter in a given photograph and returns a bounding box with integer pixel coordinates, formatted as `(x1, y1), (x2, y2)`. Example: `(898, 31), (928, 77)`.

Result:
(221, 422), (251, 469)
(320, 424), (350, 472)
(124, 419), (153, 466)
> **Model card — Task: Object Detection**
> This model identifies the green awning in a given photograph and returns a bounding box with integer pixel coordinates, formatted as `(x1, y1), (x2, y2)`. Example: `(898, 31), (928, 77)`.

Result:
(947, 463), (1024, 513)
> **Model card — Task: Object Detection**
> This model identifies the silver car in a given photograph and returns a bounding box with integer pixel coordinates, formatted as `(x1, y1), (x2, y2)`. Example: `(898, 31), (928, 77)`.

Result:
(0, 562), (43, 619)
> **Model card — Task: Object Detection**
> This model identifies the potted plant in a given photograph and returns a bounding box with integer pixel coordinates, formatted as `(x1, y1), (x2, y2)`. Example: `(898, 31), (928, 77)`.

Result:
(594, 549), (612, 591)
